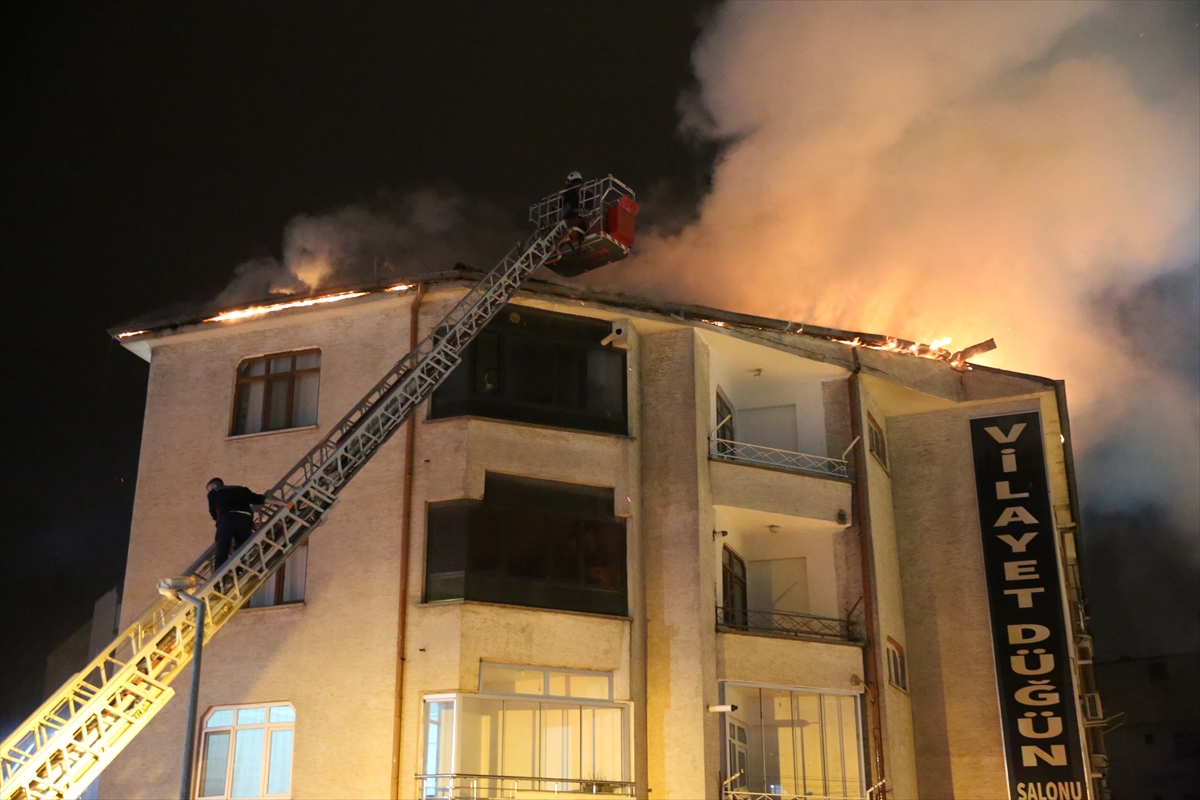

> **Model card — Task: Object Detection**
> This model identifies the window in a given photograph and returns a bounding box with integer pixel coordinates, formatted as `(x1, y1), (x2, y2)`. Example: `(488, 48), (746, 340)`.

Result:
(886, 638), (907, 691)
(721, 546), (748, 629)
(232, 350), (320, 436)
(431, 306), (627, 435)
(248, 544), (308, 608)
(197, 704), (295, 799)
(722, 684), (863, 798)
(425, 473), (627, 617)
(866, 413), (887, 468)
(419, 666), (629, 796)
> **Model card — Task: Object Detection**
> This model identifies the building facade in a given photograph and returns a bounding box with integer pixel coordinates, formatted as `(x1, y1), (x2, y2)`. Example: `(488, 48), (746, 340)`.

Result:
(102, 276), (1105, 799)
(1095, 653), (1199, 799)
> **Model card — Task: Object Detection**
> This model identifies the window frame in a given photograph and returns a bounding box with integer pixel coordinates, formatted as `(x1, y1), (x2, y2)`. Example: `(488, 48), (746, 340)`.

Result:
(247, 543), (308, 609)
(429, 305), (629, 435)
(866, 412), (888, 470)
(721, 545), (748, 629)
(419, 687), (631, 787)
(423, 474), (628, 617)
(195, 702), (296, 800)
(229, 349), (321, 437)
(885, 637), (908, 692)
(719, 681), (865, 799)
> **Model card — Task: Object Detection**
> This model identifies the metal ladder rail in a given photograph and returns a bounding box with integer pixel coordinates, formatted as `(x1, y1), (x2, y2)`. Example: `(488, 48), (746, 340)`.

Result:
(0, 221), (568, 800)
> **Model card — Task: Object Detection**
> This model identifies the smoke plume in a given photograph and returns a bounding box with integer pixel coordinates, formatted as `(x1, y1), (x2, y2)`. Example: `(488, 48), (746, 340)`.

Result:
(591, 2), (1198, 566)
(216, 188), (519, 306)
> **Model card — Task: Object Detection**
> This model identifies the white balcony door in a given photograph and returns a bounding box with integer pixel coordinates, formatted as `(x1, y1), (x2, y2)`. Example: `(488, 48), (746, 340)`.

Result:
(748, 557), (809, 615)
(738, 405), (798, 452)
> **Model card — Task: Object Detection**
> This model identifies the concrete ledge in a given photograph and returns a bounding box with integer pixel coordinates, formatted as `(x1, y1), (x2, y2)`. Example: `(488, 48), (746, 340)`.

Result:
(709, 459), (852, 524)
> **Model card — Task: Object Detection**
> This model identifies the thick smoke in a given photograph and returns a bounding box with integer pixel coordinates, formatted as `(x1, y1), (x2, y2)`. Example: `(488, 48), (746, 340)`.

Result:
(591, 2), (1199, 561)
(216, 188), (520, 306)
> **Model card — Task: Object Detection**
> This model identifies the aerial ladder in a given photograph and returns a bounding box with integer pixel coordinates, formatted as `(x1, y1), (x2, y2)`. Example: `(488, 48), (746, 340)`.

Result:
(1, 176), (639, 800)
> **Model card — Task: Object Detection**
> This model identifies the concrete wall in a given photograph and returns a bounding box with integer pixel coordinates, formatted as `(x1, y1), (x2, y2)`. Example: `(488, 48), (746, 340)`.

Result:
(105, 296), (414, 799)
(888, 396), (1045, 800)
(642, 328), (719, 799)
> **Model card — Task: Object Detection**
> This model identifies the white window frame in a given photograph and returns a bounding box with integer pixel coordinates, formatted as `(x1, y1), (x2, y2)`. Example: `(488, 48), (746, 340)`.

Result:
(195, 702), (296, 800)
(719, 681), (866, 800)
(419, 676), (631, 789)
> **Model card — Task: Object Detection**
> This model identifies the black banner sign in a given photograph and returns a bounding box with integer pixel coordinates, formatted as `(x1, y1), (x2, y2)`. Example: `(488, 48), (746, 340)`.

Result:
(970, 412), (1087, 799)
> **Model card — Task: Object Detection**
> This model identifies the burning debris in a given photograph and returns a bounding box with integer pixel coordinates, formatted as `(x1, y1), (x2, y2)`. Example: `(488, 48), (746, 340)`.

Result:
(117, 280), (997, 372)
(202, 290), (370, 323)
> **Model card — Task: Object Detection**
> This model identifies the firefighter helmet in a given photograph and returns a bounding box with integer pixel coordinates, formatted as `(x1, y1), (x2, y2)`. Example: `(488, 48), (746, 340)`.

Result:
(566, 171), (582, 182)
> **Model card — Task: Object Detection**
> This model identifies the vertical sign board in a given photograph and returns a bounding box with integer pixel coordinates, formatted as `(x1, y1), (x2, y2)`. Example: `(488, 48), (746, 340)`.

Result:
(970, 412), (1087, 800)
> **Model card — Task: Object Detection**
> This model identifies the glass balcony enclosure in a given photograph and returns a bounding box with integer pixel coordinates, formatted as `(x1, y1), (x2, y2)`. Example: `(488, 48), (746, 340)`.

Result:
(722, 684), (865, 800)
(418, 665), (632, 799)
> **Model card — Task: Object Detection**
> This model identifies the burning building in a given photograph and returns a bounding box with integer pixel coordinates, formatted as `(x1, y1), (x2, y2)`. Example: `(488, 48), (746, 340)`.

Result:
(98, 271), (1105, 799)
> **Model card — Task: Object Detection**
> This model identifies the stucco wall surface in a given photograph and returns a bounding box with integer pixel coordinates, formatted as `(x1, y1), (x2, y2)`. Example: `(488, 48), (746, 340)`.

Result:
(717, 634), (864, 695)
(888, 397), (1045, 800)
(709, 460), (850, 524)
(105, 299), (413, 799)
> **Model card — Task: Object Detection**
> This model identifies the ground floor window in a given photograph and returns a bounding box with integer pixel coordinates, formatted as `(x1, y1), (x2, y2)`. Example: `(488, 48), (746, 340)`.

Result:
(419, 669), (629, 797)
(722, 684), (863, 799)
(197, 703), (295, 799)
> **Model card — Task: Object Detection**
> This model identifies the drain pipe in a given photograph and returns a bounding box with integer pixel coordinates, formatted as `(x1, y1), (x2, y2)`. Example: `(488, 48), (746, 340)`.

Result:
(846, 356), (887, 787)
(158, 576), (204, 800)
(391, 282), (425, 799)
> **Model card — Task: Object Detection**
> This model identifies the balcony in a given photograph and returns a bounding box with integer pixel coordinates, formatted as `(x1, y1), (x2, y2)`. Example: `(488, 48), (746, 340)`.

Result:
(417, 774), (635, 799)
(709, 438), (849, 480)
(715, 606), (857, 644)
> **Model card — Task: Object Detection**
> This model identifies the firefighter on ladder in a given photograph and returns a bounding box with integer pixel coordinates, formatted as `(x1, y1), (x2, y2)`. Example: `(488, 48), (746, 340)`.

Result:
(549, 171), (587, 264)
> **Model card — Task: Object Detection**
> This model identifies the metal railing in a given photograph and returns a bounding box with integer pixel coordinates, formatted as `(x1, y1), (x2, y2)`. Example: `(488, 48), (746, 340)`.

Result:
(709, 439), (849, 479)
(716, 607), (857, 643)
(417, 773), (635, 799)
(528, 175), (635, 232)
(722, 778), (884, 800)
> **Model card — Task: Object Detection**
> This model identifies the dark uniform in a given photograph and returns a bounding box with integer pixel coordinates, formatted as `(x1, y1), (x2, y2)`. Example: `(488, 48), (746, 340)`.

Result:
(561, 179), (587, 235)
(208, 484), (265, 567)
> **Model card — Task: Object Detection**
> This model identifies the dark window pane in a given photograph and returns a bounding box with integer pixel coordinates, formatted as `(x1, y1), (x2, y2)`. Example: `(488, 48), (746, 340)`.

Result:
(503, 509), (547, 580)
(586, 349), (625, 416)
(265, 376), (291, 430)
(545, 516), (581, 582)
(424, 475), (627, 616)
(430, 305), (627, 434)
(474, 330), (501, 395)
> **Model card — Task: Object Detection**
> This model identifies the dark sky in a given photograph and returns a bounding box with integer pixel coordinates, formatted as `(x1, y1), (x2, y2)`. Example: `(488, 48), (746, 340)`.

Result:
(0, 0), (714, 733)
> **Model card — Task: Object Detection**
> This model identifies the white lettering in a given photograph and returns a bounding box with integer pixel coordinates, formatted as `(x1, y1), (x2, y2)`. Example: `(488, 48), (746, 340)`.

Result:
(996, 480), (1030, 499)
(1008, 624), (1051, 644)
(1005, 560), (1040, 581)
(998, 532), (1039, 553)
(1018, 711), (1064, 738)
(1021, 744), (1067, 766)
(1011, 649), (1055, 674)
(1001, 448), (1018, 473)
(1015, 681), (1060, 706)
(986, 423), (1027, 443)
(995, 507), (1039, 526)
(1005, 587), (1045, 608)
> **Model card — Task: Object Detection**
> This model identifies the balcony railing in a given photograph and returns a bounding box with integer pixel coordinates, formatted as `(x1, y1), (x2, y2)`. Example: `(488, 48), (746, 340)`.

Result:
(709, 438), (849, 479)
(724, 792), (869, 800)
(417, 773), (635, 799)
(716, 606), (858, 643)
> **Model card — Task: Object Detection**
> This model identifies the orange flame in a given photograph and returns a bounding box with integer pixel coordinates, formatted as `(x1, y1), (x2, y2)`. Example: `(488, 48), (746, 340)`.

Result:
(203, 291), (369, 323)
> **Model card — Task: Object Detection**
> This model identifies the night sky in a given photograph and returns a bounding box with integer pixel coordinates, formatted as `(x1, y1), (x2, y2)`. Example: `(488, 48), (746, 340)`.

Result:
(2, 1), (1196, 738)
(0, 0), (713, 734)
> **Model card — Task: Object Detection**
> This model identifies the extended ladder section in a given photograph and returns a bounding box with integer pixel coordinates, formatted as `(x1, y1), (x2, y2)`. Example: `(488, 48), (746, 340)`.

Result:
(1, 177), (635, 800)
